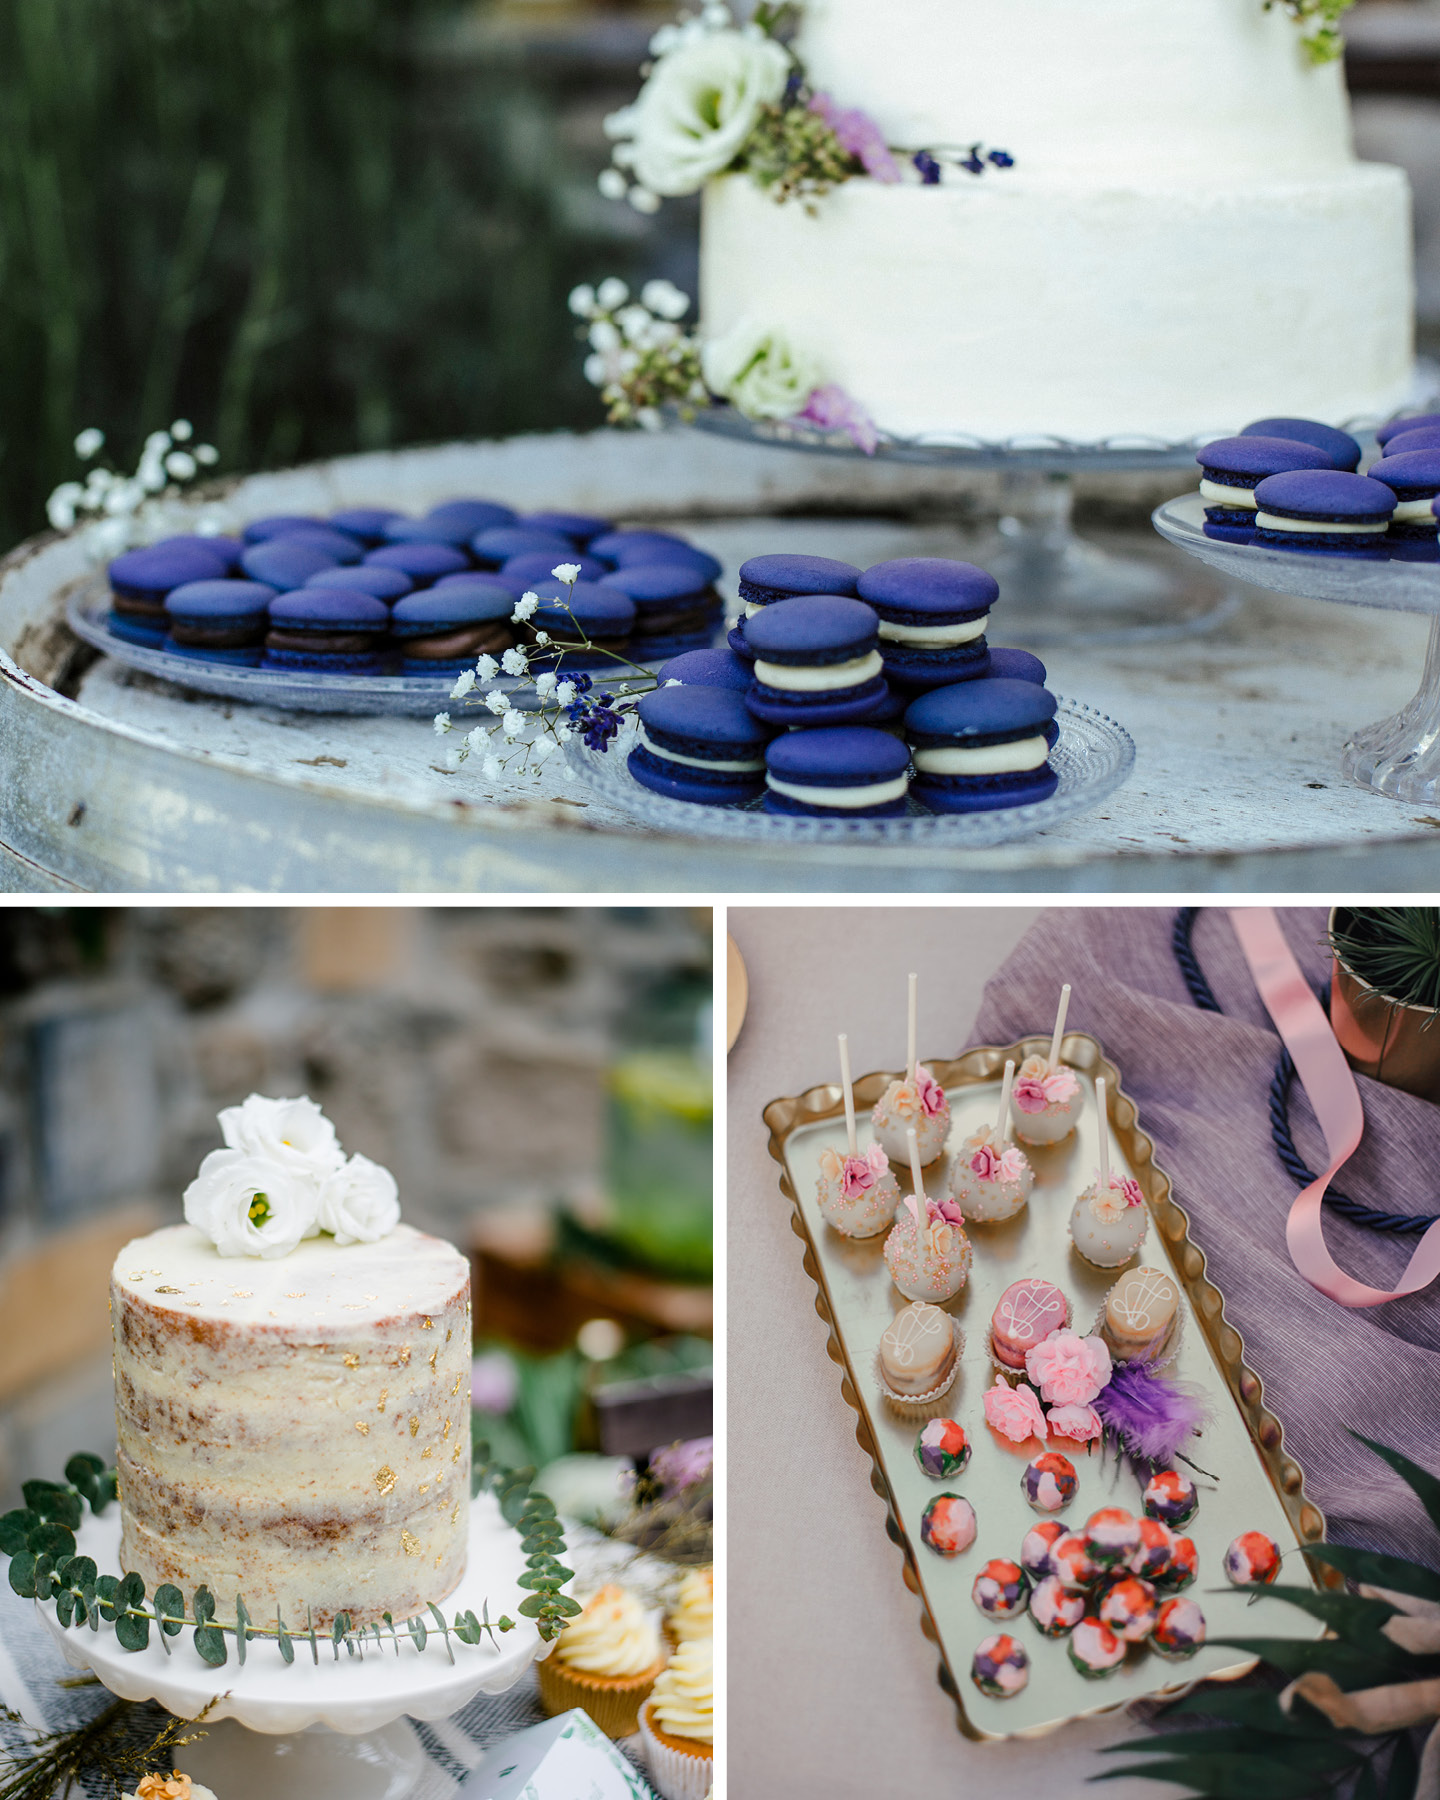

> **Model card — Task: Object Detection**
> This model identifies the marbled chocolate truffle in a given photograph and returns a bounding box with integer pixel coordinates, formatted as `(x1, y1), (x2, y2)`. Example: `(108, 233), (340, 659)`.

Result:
(1127, 1517), (1176, 1583)
(1098, 1575), (1157, 1642)
(1224, 1530), (1282, 1588)
(972, 1558), (1030, 1620)
(1019, 1519), (1067, 1582)
(921, 1493), (977, 1559)
(1153, 1596), (1207, 1659)
(972, 1633), (1029, 1698)
(1068, 1615), (1126, 1678)
(1083, 1508), (1141, 1571)
(915, 1417), (971, 1481)
(1030, 1574), (1086, 1638)
(1022, 1452), (1078, 1515)
(1143, 1469), (1198, 1528)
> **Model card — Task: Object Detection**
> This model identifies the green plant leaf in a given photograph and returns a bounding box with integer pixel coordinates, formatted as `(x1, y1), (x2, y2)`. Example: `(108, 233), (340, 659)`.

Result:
(277, 1623), (294, 1665)
(117, 1571), (146, 1611)
(7, 1552), (37, 1599)
(407, 1615), (427, 1652)
(1304, 1542), (1440, 1605)
(1100, 1729), (1363, 1774)
(192, 1584), (215, 1625)
(236, 1593), (251, 1665)
(0, 1509), (38, 1554)
(155, 1584), (185, 1635)
(31, 1553), (57, 1599)
(1384, 1729), (1418, 1799)
(55, 1587), (75, 1628)
(115, 1608), (151, 1651)
(1253, 1584), (1400, 1641)
(22, 1483), (81, 1530)
(1093, 1750), (1350, 1798)
(31, 1523), (76, 1561)
(193, 1622), (226, 1665)
(59, 1555), (96, 1591)
(1205, 1635), (1414, 1687)
(96, 1574), (120, 1620)
(1351, 1433), (1440, 1538)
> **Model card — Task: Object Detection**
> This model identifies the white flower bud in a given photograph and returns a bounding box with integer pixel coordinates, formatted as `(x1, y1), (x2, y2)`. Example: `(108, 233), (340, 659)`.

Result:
(476, 653), (500, 681)
(628, 186), (662, 214)
(170, 419), (194, 441)
(73, 428), (105, 459)
(164, 450), (197, 481)
(500, 647), (529, 676)
(194, 444), (219, 465)
(482, 755), (503, 780)
(567, 283), (597, 317)
(596, 277), (630, 311)
(597, 169), (628, 201)
(589, 318), (622, 354)
(485, 689), (512, 715)
(450, 668), (476, 698)
(502, 709), (527, 739)
(434, 712), (452, 735)
(641, 279), (691, 321)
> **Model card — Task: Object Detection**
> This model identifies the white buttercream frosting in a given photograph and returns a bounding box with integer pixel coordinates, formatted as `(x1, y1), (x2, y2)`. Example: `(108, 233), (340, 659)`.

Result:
(1389, 496), (1437, 521)
(752, 650), (882, 692)
(1254, 512), (1384, 534)
(638, 726), (765, 772)
(766, 772), (909, 807)
(1199, 479), (1258, 509)
(913, 737), (1048, 775)
(878, 617), (986, 647)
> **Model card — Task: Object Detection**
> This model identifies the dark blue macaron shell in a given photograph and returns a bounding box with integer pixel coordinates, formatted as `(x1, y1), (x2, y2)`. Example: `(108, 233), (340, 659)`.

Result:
(110, 541), (231, 601)
(987, 647), (1047, 685)
(736, 552), (862, 607)
(523, 510), (613, 545)
(108, 612), (169, 647)
(328, 507), (403, 544)
(528, 579), (635, 638)
(1197, 435), (1334, 493)
(904, 677), (1058, 747)
(764, 726), (910, 817)
(155, 533), (245, 571)
(391, 581), (515, 637)
(1255, 469), (1394, 552)
(425, 499), (518, 538)
(382, 515), (481, 550)
(470, 525), (573, 568)
(364, 542), (470, 584)
(595, 532), (723, 583)
(657, 647), (752, 691)
(1368, 449), (1440, 498)
(743, 595), (879, 666)
(1378, 411), (1440, 447)
(1382, 426), (1440, 457)
(307, 563), (414, 601)
(269, 589), (391, 632)
(266, 525), (363, 564)
(856, 557), (1000, 621)
(165, 579), (275, 626)
(504, 550), (609, 586)
(164, 638), (264, 667)
(241, 538), (345, 589)
(242, 514), (327, 545)
(630, 686), (770, 806)
(1241, 417), (1361, 472)
(912, 766), (1059, 812)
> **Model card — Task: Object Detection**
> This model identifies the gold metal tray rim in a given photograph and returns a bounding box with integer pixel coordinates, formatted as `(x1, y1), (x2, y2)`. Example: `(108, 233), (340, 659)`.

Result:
(762, 1030), (1332, 1743)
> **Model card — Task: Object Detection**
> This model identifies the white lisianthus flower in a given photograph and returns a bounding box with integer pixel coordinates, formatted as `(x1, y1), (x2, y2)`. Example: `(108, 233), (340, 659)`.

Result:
(183, 1149), (316, 1259)
(621, 30), (789, 196)
(702, 318), (822, 420)
(551, 562), (582, 585)
(316, 1152), (400, 1246)
(217, 1094), (346, 1183)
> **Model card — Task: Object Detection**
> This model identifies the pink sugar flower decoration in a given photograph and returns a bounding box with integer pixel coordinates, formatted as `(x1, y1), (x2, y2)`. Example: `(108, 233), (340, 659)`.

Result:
(913, 1065), (948, 1118)
(983, 1377), (1047, 1445)
(841, 1143), (890, 1198)
(1120, 1175), (1144, 1208)
(808, 92), (901, 184)
(1012, 1073), (1050, 1115)
(796, 383), (879, 456)
(1025, 1330), (1112, 1408)
(933, 1195), (966, 1229)
(970, 1143), (1003, 1181)
(1047, 1402), (1103, 1443)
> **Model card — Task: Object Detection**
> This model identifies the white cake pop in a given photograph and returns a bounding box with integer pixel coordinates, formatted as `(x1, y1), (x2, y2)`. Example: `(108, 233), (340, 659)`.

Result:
(1068, 1078), (1148, 1268)
(872, 972), (951, 1166)
(883, 1127), (972, 1303)
(816, 1033), (900, 1239)
(950, 1061), (1034, 1223)
(1011, 984), (1082, 1146)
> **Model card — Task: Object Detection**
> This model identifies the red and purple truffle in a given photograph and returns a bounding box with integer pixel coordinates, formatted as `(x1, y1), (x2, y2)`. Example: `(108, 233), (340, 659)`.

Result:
(1224, 1530), (1281, 1588)
(1153, 1596), (1207, 1659)
(1143, 1468), (1198, 1528)
(1097, 1575), (1157, 1643)
(972, 1632), (1029, 1698)
(1030, 1574), (1086, 1638)
(1019, 1519), (1067, 1582)
(1068, 1615), (1126, 1678)
(1083, 1506), (1141, 1571)
(973, 1557), (1031, 1620)
(921, 1492), (978, 1559)
(1022, 1451), (1079, 1515)
(915, 1417), (971, 1481)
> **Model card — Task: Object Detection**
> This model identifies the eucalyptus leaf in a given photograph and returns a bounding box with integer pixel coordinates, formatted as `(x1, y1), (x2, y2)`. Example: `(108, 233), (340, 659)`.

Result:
(115, 1608), (150, 1652)
(31, 1553), (57, 1600)
(59, 1556), (96, 1590)
(55, 1588), (75, 1628)
(23, 1483), (81, 1530)
(96, 1574), (120, 1620)
(33, 1524), (77, 1561)
(277, 1626), (294, 1665)
(407, 1615), (427, 1652)
(64, 1452), (105, 1484)
(7, 1552), (37, 1599)
(192, 1584), (215, 1625)
(155, 1584), (185, 1635)
(0, 1509), (37, 1554)
(117, 1571), (146, 1611)
(193, 1622), (226, 1665)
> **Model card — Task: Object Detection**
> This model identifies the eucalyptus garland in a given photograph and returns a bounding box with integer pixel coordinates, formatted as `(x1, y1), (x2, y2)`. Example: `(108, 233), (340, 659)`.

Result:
(1, 1435), (577, 1671)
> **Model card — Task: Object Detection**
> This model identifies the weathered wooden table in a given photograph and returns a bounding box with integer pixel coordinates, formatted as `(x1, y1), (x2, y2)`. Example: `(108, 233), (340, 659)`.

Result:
(3, 428), (1438, 892)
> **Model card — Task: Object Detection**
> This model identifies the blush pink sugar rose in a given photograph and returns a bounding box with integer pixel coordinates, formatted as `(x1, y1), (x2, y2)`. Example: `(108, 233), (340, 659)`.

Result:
(1014, 1065), (1080, 1115)
(970, 1141), (1028, 1184)
(1046, 1401), (1103, 1443)
(1025, 1330), (1113, 1407)
(841, 1143), (891, 1199)
(983, 1377), (1048, 1444)
(914, 1065), (948, 1118)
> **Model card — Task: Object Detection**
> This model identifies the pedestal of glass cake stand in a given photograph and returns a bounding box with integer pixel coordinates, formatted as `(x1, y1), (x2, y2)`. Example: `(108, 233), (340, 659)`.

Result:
(1153, 490), (1440, 802)
(685, 408), (1239, 645)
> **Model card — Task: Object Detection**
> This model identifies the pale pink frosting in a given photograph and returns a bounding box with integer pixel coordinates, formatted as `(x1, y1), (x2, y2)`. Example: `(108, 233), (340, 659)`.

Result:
(983, 1377), (1047, 1444)
(914, 1066), (948, 1119)
(1024, 1330), (1113, 1406)
(1046, 1402), (1103, 1443)
(1088, 1172), (1146, 1225)
(969, 1141), (1028, 1184)
(1013, 1056), (1081, 1116)
(819, 1142), (891, 1199)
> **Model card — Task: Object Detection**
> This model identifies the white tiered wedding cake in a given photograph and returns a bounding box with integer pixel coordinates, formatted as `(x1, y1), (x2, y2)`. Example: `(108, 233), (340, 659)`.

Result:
(698, 0), (1414, 442)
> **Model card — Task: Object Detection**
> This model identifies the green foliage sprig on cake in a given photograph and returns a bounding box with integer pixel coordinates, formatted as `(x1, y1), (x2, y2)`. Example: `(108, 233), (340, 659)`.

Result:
(1265, 0), (1355, 64)
(1, 1446), (577, 1670)
(1095, 1435), (1440, 1800)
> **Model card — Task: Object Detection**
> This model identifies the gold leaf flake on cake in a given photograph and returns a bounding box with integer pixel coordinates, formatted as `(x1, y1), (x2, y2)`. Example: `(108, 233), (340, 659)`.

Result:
(446, 1328), (453, 1344)
(421, 1446), (433, 1459)
(285, 1292), (306, 1299)
(356, 1422), (370, 1436)
(451, 1504), (461, 1525)
(401, 1530), (420, 1556)
(421, 1317), (434, 1330)
(232, 1289), (252, 1298)
(428, 1349), (438, 1372)
(451, 1372), (463, 1397)
(377, 1388), (388, 1410)
(435, 1554), (442, 1569)
(344, 1354), (360, 1368)
(397, 1347), (412, 1365)
(419, 1483), (430, 1494)
(452, 1441), (462, 1462)
(155, 1286), (184, 1294)
(409, 1416), (419, 1437)
(442, 1419), (451, 1439)
(376, 1466), (397, 1495)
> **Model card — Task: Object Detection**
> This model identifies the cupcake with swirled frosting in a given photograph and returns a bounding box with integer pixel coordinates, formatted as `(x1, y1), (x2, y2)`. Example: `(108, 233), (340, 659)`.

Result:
(641, 1636), (714, 1800)
(536, 1583), (665, 1738)
(668, 1567), (713, 1643)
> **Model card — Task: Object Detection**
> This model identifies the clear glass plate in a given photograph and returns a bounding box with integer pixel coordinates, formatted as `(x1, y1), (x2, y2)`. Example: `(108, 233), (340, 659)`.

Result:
(565, 698), (1135, 845)
(66, 584), (662, 716)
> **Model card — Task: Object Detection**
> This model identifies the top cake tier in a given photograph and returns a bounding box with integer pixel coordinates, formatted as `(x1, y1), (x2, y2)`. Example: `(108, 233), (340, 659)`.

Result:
(794, 0), (1355, 180)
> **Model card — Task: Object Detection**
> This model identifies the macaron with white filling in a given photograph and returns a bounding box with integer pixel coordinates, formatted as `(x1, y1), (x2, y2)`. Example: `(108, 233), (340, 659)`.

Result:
(857, 557), (997, 691)
(906, 679), (1059, 812)
(763, 726), (910, 818)
(731, 552), (862, 659)
(1366, 449), (1440, 553)
(656, 646), (751, 691)
(1251, 469), (1395, 555)
(744, 596), (892, 728)
(1195, 436), (1334, 543)
(1241, 416), (1361, 472)
(629, 685), (772, 806)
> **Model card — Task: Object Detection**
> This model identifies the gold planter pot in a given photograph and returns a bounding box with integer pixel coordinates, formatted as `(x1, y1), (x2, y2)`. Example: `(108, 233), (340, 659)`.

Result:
(1329, 906), (1440, 1104)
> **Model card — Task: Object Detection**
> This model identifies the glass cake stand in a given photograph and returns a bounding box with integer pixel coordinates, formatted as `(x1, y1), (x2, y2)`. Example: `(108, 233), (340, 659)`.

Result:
(1153, 489), (1440, 802)
(34, 1495), (551, 1800)
(688, 406), (1239, 645)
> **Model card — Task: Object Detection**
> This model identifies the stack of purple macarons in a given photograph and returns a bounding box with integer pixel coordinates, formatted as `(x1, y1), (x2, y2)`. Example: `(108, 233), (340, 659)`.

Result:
(629, 549), (1065, 820)
(102, 502), (728, 677)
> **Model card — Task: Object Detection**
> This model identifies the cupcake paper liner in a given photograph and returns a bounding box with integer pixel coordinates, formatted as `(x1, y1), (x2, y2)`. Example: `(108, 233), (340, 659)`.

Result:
(535, 1650), (664, 1739)
(640, 1701), (714, 1800)
(1090, 1288), (1185, 1376)
(874, 1316), (966, 1416)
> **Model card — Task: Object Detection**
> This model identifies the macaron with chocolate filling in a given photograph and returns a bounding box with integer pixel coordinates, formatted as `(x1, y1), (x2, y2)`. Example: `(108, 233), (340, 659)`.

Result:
(522, 579), (635, 669)
(523, 509), (613, 546)
(731, 552), (862, 658)
(364, 541), (470, 587)
(262, 588), (391, 674)
(1377, 411), (1440, 448)
(505, 550), (609, 587)
(307, 562), (413, 603)
(906, 679), (1059, 812)
(744, 596), (891, 727)
(629, 685), (772, 806)
(470, 525), (573, 570)
(1251, 469), (1395, 556)
(1241, 416), (1362, 472)
(763, 726), (910, 818)
(327, 507), (402, 546)
(108, 540), (234, 646)
(1367, 449), (1440, 556)
(1195, 436), (1334, 542)
(656, 646), (752, 691)
(600, 564), (724, 659)
(390, 578), (516, 673)
(857, 557), (997, 692)
(591, 530), (723, 584)
(163, 579), (276, 665)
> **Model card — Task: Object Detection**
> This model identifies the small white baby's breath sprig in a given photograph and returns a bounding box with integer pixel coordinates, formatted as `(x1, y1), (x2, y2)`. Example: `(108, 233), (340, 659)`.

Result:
(512, 592), (540, 623)
(575, 276), (706, 428)
(46, 419), (222, 550)
(450, 669), (477, 699)
(552, 562), (582, 584)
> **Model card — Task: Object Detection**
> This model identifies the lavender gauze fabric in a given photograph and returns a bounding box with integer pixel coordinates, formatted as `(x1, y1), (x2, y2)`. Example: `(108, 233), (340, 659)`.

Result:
(972, 905), (1440, 1568)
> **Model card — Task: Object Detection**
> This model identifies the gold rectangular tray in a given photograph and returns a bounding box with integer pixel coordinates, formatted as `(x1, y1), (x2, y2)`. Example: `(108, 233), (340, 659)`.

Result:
(762, 1031), (1329, 1741)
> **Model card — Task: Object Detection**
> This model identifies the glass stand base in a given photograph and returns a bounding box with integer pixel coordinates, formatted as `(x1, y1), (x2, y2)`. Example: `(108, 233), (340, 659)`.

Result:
(178, 1717), (425, 1800)
(1341, 615), (1440, 802)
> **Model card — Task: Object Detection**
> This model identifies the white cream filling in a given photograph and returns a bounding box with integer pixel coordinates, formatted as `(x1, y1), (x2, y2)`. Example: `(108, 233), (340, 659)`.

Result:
(877, 616), (987, 648)
(753, 649), (883, 692)
(913, 735), (1049, 775)
(744, 601), (765, 618)
(766, 772), (909, 808)
(1254, 511), (1385, 535)
(637, 726), (764, 773)
(1199, 478), (1257, 509)
(1389, 496), (1437, 523)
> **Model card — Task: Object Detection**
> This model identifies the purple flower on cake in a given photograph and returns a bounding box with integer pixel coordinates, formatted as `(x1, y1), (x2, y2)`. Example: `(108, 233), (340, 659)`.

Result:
(795, 383), (879, 455)
(969, 1142), (1028, 1185)
(183, 1149), (316, 1259)
(1025, 1331), (1112, 1408)
(1046, 1402), (1103, 1444)
(807, 93), (900, 183)
(316, 1151), (401, 1245)
(217, 1093), (345, 1184)
(983, 1377), (1047, 1445)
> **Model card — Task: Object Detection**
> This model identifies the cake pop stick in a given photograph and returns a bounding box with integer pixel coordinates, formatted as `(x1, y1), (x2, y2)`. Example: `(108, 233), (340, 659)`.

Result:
(907, 971), (918, 1082)
(908, 1124), (927, 1234)
(1096, 1076), (1109, 1192)
(839, 1033), (858, 1156)
(996, 1060), (1016, 1141)
(1047, 984), (1071, 1074)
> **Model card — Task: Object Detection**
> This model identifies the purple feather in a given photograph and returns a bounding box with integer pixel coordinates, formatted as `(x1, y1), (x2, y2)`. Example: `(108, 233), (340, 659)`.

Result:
(1093, 1361), (1208, 1467)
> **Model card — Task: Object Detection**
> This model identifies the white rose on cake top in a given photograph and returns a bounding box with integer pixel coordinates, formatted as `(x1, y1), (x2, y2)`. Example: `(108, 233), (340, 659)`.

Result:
(216, 1091), (345, 1180)
(182, 1150), (316, 1259)
(318, 1150), (402, 1246)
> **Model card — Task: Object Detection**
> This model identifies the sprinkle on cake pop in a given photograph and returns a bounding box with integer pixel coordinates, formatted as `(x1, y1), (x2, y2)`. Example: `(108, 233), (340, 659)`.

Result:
(972, 1633), (1029, 1698)
(1224, 1530), (1282, 1588)
(871, 973), (951, 1165)
(973, 1558), (1030, 1620)
(1030, 1574), (1086, 1637)
(921, 1492), (977, 1558)
(816, 1033), (901, 1239)
(1022, 1452), (1078, 1515)
(883, 1127), (972, 1302)
(1153, 1596), (1207, 1658)
(1020, 1519), (1067, 1581)
(1011, 984), (1082, 1145)
(915, 1417), (971, 1480)
(951, 1060), (1034, 1222)
(1068, 1079), (1148, 1268)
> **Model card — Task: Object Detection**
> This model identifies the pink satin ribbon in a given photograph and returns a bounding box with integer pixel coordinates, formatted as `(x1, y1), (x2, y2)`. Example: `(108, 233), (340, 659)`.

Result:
(1229, 907), (1440, 1307)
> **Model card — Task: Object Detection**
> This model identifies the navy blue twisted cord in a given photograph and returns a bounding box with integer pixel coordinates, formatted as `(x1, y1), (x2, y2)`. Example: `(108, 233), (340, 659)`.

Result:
(1172, 908), (1438, 1236)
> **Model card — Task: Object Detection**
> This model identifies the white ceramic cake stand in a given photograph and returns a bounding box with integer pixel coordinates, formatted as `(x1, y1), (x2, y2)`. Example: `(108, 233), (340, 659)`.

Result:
(34, 1494), (553, 1800)
(1153, 488), (1440, 802)
(688, 406), (1238, 645)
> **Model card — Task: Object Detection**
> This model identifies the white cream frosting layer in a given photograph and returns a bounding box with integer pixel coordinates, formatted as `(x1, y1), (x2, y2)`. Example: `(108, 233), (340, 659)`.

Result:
(753, 650), (882, 692)
(637, 726), (764, 772)
(1390, 496), (1437, 521)
(1254, 512), (1384, 534)
(913, 736), (1049, 775)
(766, 772), (909, 807)
(1199, 479), (1258, 509)
(878, 617), (986, 647)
